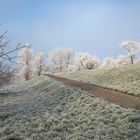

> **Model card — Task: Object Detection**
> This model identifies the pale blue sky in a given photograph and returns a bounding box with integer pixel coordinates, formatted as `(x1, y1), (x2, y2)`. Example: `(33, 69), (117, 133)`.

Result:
(0, 0), (140, 59)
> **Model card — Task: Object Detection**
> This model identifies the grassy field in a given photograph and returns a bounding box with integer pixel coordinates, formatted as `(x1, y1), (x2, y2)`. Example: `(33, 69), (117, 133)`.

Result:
(60, 65), (140, 96)
(0, 76), (140, 140)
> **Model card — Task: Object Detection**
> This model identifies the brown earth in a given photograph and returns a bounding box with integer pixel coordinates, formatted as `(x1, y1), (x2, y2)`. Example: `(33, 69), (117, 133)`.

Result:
(45, 74), (140, 110)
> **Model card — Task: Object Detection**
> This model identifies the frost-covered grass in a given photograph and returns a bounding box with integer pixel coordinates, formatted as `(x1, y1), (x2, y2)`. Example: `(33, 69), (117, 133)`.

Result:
(0, 76), (140, 140)
(61, 65), (140, 96)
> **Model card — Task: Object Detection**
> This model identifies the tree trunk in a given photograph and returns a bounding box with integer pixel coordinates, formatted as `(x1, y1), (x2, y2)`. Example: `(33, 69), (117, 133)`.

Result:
(130, 55), (134, 65)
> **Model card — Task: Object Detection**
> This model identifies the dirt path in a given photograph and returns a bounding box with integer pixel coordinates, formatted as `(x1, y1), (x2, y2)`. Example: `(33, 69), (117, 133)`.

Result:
(45, 74), (140, 110)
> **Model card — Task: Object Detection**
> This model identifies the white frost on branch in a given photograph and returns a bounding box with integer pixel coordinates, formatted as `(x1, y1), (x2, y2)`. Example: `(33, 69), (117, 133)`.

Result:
(101, 57), (116, 68)
(119, 40), (140, 64)
(48, 47), (74, 73)
(34, 52), (46, 76)
(101, 55), (133, 69)
(18, 45), (33, 80)
(116, 55), (130, 65)
(75, 52), (99, 70)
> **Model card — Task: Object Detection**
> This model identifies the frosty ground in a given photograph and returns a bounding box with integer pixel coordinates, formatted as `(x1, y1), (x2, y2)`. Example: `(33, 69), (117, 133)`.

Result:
(61, 65), (140, 96)
(0, 76), (140, 140)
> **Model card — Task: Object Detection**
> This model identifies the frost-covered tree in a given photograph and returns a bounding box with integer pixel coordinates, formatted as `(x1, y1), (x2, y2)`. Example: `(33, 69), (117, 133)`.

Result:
(34, 52), (46, 76)
(18, 44), (33, 80)
(119, 40), (140, 64)
(0, 31), (26, 86)
(48, 47), (74, 73)
(101, 57), (116, 68)
(116, 55), (130, 65)
(101, 55), (131, 69)
(75, 52), (99, 70)
(102, 57), (114, 66)
(0, 62), (13, 86)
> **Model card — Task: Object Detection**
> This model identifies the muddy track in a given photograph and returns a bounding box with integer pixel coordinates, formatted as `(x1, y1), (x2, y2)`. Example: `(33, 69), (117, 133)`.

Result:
(45, 74), (140, 110)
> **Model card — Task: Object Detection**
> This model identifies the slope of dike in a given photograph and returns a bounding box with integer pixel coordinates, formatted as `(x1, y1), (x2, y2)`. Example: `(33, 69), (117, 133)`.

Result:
(0, 76), (140, 140)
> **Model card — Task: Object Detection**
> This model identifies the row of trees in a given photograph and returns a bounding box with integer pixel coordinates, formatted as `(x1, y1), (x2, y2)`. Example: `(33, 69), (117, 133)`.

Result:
(18, 46), (46, 80)
(101, 40), (140, 68)
(48, 48), (100, 72)
(48, 40), (140, 72)
(18, 46), (100, 80)
(1, 30), (140, 83)
(17, 40), (140, 80)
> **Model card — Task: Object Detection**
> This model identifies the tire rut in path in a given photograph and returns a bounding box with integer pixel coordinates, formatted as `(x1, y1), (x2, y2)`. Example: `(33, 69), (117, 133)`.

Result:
(45, 74), (140, 110)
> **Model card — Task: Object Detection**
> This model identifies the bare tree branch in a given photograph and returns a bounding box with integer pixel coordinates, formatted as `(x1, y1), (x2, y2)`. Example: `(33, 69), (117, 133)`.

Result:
(0, 44), (25, 57)
(0, 31), (27, 86)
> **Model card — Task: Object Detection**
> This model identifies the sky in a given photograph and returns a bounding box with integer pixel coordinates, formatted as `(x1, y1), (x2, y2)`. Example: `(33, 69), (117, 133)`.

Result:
(0, 0), (140, 60)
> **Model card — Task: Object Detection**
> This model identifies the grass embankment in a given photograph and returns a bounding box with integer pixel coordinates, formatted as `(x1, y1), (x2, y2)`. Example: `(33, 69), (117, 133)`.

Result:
(61, 65), (140, 96)
(0, 76), (140, 139)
